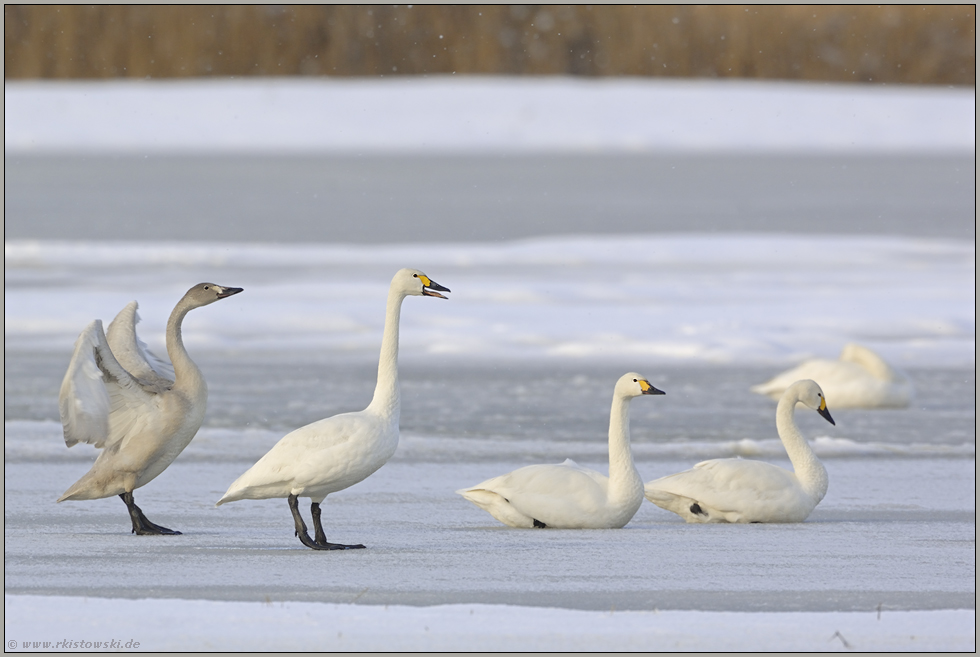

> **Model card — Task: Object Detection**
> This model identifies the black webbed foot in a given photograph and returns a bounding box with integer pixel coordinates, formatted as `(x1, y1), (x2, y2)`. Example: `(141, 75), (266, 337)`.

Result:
(315, 540), (366, 550)
(289, 496), (366, 551)
(119, 492), (182, 535)
(311, 501), (365, 550)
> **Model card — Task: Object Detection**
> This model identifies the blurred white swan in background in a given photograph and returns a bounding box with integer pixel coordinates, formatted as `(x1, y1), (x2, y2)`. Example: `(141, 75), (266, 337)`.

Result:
(58, 283), (244, 535)
(645, 379), (834, 523)
(750, 343), (912, 408)
(457, 372), (664, 529)
(216, 268), (449, 551)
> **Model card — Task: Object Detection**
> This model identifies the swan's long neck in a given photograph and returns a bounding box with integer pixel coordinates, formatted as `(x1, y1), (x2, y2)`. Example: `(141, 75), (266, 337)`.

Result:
(776, 393), (829, 502)
(367, 286), (404, 422)
(166, 296), (206, 397)
(842, 344), (900, 382)
(607, 393), (642, 501)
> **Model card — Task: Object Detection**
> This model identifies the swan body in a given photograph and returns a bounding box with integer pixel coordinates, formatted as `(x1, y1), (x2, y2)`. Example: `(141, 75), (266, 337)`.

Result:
(58, 283), (243, 534)
(217, 268), (449, 550)
(218, 409), (397, 505)
(644, 379), (834, 523)
(457, 373), (664, 529)
(751, 343), (912, 408)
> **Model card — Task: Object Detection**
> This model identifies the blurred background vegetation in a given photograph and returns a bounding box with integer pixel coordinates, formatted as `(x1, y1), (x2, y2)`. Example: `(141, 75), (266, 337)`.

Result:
(4, 4), (976, 85)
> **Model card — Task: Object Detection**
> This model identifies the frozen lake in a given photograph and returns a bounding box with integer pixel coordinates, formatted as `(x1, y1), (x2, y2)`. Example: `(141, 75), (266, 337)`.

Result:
(4, 153), (975, 242)
(4, 77), (975, 651)
(5, 256), (975, 649)
(3, 455), (976, 612)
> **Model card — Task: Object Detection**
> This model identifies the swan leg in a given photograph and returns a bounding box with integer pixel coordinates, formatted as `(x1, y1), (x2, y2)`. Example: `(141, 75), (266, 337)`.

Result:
(287, 494), (323, 549)
(311, 502), (365, 550)
(118, 492), (181, 535)
(287, 495), (362, 551)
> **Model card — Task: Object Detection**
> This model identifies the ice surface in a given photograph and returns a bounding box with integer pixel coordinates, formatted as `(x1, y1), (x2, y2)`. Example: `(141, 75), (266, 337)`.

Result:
(4, 77), (975, 154)
(5, 235), (974, 367)
(5, 240), (974, 650)
(4, 595), (975, 651)
(4, 456), (975, 650)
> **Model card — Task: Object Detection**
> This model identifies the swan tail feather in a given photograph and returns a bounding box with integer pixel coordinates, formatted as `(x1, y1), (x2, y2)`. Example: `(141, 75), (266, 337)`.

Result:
(456, 487), (535, 528)
(57, 468), (126, 502)
(216, 480), (288, 506)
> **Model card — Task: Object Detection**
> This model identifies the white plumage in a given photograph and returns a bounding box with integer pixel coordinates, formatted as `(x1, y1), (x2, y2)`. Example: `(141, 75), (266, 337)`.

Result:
(457, 373), (664, 529)
(58, 283), (243, 535)
(751, 343), (912, 408)
(216, 268), (450, 550)
(644, 379), (835, 523)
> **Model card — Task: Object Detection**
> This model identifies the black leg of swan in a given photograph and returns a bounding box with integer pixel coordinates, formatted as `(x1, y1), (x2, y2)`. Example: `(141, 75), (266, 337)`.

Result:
(119, 492), (181, 535)
(288, 494), (323, 549)
(311, 502), (365, 550)
(287, 495), (364, 551)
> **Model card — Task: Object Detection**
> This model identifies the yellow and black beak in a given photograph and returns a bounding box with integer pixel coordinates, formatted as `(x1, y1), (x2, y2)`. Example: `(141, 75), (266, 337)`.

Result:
(639, 379), (666, 396)
(420, 275), (450, 299)
(817, 398), (835, 426)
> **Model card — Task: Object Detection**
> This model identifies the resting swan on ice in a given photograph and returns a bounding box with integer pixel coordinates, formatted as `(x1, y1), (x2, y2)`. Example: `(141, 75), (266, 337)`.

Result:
(58, 283), (244, 535)
(751, 343), (912, 408)
(644, 379), (834, 523)
(457, 373), (664, 529)
(216, 268), (450, 550)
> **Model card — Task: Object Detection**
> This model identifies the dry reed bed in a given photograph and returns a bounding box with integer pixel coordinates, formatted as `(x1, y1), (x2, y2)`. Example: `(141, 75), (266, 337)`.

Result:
(4, 5), (975, 84)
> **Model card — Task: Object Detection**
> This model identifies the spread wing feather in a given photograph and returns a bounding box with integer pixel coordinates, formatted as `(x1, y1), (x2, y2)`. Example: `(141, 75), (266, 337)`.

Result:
(59, 319), (159, 450)
(105, 301), (174, 391)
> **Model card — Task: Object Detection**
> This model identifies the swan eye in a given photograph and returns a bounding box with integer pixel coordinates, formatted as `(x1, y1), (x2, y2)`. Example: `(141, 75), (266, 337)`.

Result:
(413, 274), (418, 278)
(204, 285), (209, 290)
(633, 378), (638, 382)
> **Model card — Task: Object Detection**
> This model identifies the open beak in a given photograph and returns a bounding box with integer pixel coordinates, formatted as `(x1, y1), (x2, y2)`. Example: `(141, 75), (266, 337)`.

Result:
(817, 399), (835, 426)
(216, 286), (244, 299)
(420, 276), (450, 299)
(639, 380), (666, 395)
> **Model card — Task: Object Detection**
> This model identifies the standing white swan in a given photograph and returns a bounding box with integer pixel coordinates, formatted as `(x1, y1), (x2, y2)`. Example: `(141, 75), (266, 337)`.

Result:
(751, 343), (912, 408)
(216, 268), (449, 550)
(58, 283), (244, 535)
(457, 373), (664, 529)
(644, 379), (834, 523)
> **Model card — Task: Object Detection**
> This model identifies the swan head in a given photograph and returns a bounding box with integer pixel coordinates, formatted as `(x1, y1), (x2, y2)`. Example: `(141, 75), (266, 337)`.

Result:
(183, 283), (244, 307)
(394, 268), (450, 299)
(791, 379), (835, 426)
(617, 372), (666, 398)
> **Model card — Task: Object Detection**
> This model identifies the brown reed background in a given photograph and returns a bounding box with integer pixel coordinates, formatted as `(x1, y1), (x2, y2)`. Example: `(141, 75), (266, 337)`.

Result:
(4, 5), (976, 85)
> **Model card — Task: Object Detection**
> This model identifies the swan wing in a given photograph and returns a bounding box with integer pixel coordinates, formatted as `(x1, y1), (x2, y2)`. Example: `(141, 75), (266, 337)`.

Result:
(646, 459), (805, 522)
(752, 349), (911, 408)
(467, 462), (610, 526)
(109, 302), (176, 381)
(59, 320), (159, 450)
(59, 321), (112, 448)
(217, 412), (392, 503)
(105, 301), (175, 390)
